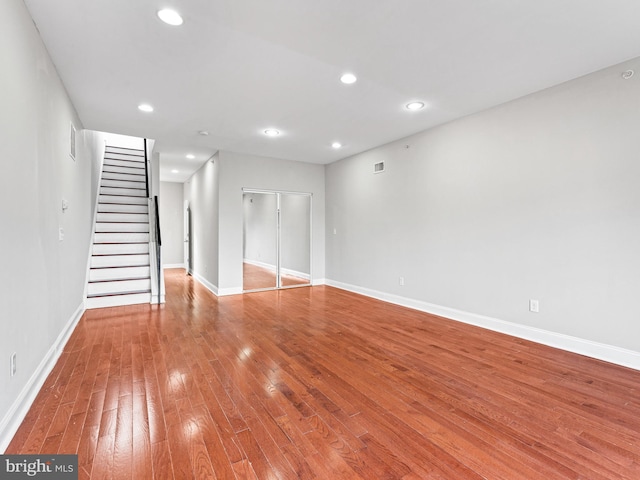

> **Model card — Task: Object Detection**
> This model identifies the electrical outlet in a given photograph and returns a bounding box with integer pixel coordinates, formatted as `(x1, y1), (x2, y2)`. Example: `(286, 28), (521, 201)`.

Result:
(529, 299), (539, 313)
(10, 352), (16, 377)
(399, 276), (405, 286)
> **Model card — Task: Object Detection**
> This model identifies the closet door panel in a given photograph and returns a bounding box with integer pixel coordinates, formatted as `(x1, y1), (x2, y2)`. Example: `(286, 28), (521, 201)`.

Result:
(280, 193), (311, 287)
(243, 192), (278, 291)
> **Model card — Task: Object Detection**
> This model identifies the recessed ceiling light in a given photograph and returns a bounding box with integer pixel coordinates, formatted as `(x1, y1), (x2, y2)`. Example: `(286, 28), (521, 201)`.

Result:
(405, 101), (425, 111)
(138, 103), (154, 112)
(264, 129), (280, 137)
(186, 154), (195, 159)
(157, 9), (183, 26)
(340, 73), (357, 84)
(331, 142), (342, 149)
(198, 130), (209, 136)
(171, 169), (179, 173)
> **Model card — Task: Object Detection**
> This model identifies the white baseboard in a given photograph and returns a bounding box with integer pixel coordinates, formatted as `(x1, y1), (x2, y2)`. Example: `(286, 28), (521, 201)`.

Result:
(243, 259), (310, 281)
(218, 287), (243, 296)
(243, 258), (274, 271)
(191, 271), (243, 297)
(191, 271), (219, 296)
(0, 303), (85, 453)
(281, 267), (310, 281)
(325, 279), (640, 371)
(163, 263), (185, 269)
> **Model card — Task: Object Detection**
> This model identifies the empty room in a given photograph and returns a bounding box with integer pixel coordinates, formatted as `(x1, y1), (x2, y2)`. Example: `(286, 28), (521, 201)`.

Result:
(1, 0), (640, 479)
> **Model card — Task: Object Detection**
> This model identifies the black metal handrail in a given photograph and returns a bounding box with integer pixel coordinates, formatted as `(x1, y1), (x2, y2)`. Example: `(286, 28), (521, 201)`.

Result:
(154, 195), (162, 247)
(143, 138), (149, 198)
(154, 195), (162, 304)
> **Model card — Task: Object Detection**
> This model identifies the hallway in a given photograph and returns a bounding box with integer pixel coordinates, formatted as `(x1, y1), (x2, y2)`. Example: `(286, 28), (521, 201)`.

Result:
(6, 269), (640, 479)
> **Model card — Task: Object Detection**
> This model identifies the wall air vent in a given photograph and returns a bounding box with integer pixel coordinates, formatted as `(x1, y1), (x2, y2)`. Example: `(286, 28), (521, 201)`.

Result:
(373, 161), (385, 174)
(69, 122), (76, 161)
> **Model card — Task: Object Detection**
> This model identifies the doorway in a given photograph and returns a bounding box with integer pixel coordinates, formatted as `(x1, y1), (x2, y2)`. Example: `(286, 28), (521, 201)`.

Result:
(184, 202), (192, 275)
(242, 189), (312, 292)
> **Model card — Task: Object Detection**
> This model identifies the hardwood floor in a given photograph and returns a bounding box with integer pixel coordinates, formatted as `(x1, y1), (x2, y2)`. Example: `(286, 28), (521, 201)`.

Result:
(7, 268), (640, 479)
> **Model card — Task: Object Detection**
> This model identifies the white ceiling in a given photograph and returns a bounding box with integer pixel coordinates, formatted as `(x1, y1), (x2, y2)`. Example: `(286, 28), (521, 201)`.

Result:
(24, 0), (640, 182)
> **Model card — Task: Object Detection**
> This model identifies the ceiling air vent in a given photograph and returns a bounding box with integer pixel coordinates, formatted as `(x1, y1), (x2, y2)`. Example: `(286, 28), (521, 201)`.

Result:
(373, 161), (385, 174)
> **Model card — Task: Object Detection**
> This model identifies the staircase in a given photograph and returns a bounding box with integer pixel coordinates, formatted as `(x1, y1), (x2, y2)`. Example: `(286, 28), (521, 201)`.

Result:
(86, 145), (152, 309)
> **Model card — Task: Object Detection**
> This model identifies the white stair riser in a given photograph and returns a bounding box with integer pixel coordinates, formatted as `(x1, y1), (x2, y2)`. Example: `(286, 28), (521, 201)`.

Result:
(87, 278), (151, 296)
(101, 179), (146, 189)
(95, 223), (149, 233)
(98, 203), (148, 214)
(103, 159), (146, 169)
(85, 292), (151, 309)
(97, 213), (149, 223)
(91, 254), (149, 267)
(92, 243), (149, 255)
(94, 232), (150, 243)
(100, 187), (146, 197)
(98, 195), (148, 205)
(102, 165), (147, 175)
(102, 171), (146, 182)
(86, 293), (151, 308)
(104, 151), (145, 161)
(89, 266), (151, 282)
(105, 146), (144, 153)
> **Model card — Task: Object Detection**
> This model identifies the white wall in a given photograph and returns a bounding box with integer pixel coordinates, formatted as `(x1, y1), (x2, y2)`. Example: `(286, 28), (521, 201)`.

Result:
(103, 132), (144, 150)
(0, 0), (100, 450)
(218, 151), (325, 293)
(160, 182), (185, 267)
(326, 57), (640, 366)
(185, 151), (324, 295)
(184, 155), (219, 289)
(85, 130), (107, 208)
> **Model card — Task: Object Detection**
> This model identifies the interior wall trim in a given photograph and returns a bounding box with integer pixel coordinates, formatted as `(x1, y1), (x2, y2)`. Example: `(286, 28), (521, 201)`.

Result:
(243, 258), (276, 272)
(325, 279), (640, 372)
(191, 270), (219, 296)
(163, 263), (186, 269)
(0, 303), (85, 453)
(243, 259), (311, 281)
(191, 271), (243, 297)
(219, 287), (243, 296)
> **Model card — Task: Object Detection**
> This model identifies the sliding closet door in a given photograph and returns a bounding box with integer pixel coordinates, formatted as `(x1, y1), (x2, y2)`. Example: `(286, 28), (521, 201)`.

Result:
(242, 192), (278, 291)
(280, 193), (311, 287)
(242, 189), (312, 292)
